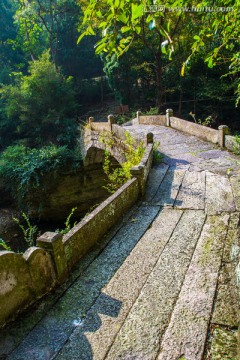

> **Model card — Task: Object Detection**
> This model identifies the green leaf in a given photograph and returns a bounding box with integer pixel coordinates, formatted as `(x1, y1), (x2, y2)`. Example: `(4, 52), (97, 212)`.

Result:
(135, 26), (141, 35)
(117, 13), (128, 24)
(131, 4), (143, 21)
(121, 25), (131, 33)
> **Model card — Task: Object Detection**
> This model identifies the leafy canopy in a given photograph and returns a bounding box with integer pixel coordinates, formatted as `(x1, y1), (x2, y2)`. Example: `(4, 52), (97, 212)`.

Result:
(0, 51), (78, 147)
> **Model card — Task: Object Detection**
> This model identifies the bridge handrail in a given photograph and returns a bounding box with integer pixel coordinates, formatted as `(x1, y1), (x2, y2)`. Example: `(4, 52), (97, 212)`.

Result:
(0, 118), (153, 328)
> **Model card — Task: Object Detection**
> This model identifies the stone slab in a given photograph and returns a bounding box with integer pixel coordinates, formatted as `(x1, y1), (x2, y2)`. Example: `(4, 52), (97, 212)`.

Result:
(209, 327), (238, 360)
(55, 208), (183, 360)
(157, 214), (229, 360)
(212, 263), (238, 327)
(106, 210), (206, 360)
(230, 176), (240, 211)
(222, 212), (240, 263)
(143, 164), (169, 202)
(175, 169), (206, 209)
(205, 172), (236, 214)
(152, 166), (189, 206)
(197, 157), (240, 176)
(8, 206), (160, 360)
(160, 141), (213, 157)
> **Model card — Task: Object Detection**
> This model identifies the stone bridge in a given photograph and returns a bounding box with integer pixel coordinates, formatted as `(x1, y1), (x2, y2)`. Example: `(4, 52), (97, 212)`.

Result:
(1, 112), (240, 359)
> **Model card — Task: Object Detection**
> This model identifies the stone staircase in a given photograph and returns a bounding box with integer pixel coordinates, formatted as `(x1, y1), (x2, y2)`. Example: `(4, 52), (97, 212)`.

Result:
(1, 124), (239, 360)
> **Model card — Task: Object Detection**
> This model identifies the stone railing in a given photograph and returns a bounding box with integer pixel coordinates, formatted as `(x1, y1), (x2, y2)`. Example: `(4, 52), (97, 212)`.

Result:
(0, 117), (153, 328)
(135, 109), (234, 150)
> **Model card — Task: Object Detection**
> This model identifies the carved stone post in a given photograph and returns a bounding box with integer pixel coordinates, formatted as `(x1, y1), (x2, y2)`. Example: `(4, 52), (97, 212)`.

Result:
(146, 132), (154, 144)
(218, 125), (229, 147)
(130, 165), (145, 196)
(88, 117), (94, 130)
(37, 232), (68, 284)
(166, 109), (173, 127)
(136, 110), (141, 124)
(108, 114), (115, 131)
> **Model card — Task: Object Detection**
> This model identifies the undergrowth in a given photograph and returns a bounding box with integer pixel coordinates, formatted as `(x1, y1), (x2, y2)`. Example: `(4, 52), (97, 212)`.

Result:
(0, 144), (81, 201)
(100, 130), (145, 193)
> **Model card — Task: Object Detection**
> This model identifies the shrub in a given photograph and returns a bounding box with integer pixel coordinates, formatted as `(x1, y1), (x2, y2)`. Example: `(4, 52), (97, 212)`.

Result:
(100, 130), (145, 193)
(0, 144), (81, 201)
(0, 51), (78, 148)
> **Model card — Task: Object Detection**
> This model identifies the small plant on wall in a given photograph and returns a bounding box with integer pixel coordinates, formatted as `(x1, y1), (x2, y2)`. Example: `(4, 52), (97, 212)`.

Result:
(100, 131), (145, 193)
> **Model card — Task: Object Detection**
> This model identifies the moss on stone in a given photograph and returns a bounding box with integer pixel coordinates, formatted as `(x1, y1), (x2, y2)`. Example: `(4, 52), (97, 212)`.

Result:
(210, 327), (238, 360)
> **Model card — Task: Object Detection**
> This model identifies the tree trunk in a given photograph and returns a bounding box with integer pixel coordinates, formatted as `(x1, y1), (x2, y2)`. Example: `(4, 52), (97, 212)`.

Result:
(155, 51), (163, 111)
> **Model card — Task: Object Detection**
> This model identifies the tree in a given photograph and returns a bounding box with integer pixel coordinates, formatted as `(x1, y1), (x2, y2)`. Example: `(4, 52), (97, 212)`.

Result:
(78, 0), (240, 107)
(0, 51), (78, 148)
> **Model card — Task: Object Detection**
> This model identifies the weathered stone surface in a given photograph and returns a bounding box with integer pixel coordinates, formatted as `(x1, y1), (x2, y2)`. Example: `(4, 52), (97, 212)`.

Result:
(143, 163), (169, 201)
(2, 122), (240, 360)
(212, 263), (238, 327)
(222, 212), (240, 263)
(0, 205), (139, 357)
(63, 178), (140, 269)
(23, 247), (56, 297)
(230, 175), (240, 211)
(152, 166), (189, 206)
(210, 327), (238, 360)
(157, 214), (229, 360)
(106, 210), (205, 360)
(205, 172), (236, 214)
(170, 116), (218, 143)
(197, 157), (240, 176)
(0, 252), (33, 326)
(55, 208), (183, 360)
(26, 164), (110, 221)
(160, 141), (213, 157)
(175, 168), (206, 209)
(7, 206), (160, 360)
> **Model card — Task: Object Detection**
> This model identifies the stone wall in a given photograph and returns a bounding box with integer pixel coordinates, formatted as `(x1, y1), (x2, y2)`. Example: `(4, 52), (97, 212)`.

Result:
(0, 124), (153, 328)
(225, 135), (239, 153)
(137, 110), (235, 153)
(170, 116), (219, 143)
(26, 164), (110, 220)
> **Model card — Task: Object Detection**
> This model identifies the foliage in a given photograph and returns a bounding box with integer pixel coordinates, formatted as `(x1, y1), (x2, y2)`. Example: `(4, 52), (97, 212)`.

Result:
(79, 0), (240, 111)
(152, 142), (163, 165)
(56, 207), (77, 235)
(189, 112), (215, 127)
(233, 134), (240, 155)
(0, 238), (12, 251)
(13, 212), (38, 248)
(0, 144), (80, 200)
(144, 107), (160, 116)
(0, 51), (78, 148)
(100, 130), (145, 193)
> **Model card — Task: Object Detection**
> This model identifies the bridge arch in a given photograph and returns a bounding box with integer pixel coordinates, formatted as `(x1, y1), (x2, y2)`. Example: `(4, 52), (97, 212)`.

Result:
(83, 139), (125, 167)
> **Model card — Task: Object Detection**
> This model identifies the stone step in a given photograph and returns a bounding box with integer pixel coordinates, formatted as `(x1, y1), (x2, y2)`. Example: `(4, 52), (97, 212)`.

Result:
(105, 210), (206, 359)
(8, 205), (160, 360)
(157, 214), (229, 360)
(55, 208), (183, 360)
(174, 168), (206, 209)
(205, 172), (235, 214)
(143, 164), (169, 202)
(152, 166), (189, 206)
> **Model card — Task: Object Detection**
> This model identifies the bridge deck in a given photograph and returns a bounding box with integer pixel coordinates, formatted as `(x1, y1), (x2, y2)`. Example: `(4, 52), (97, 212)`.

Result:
(1, 124), (239, 359)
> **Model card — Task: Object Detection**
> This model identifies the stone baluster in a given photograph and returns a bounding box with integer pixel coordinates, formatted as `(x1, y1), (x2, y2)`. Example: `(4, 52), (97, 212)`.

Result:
(136, 110), (141, 124)
(218, 125), (229, 147)
(88, 117), (94, 130)
(108, 114), (115, 131)
(166, 109), (173, 127)
(37, 232), (68, 284)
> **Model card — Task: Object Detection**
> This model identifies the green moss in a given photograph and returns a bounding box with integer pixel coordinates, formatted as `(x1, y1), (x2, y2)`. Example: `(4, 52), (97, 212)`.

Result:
(210, 327), (238, 359)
